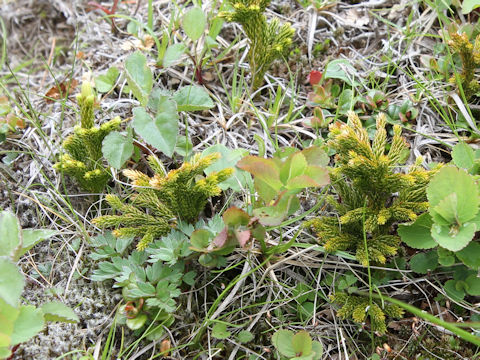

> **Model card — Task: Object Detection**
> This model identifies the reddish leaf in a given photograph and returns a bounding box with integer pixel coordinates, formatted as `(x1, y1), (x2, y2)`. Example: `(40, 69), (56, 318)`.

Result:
(44, 79), (79, 103)
(223, 206), (250, 227)
(212, 227), (228, 248)
(237, 156), (283, 190)
(308, 70), (322, 86)
(235, 230), (251, 247)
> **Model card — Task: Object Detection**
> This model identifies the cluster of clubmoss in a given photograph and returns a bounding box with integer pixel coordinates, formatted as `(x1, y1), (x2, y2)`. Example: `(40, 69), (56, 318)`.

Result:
(220, 0), (295, 89)
(93, 153), (233, 250)
(54, 82), (120, 193)
(306, 112), (434, 266)
(448, 32), (480, 99)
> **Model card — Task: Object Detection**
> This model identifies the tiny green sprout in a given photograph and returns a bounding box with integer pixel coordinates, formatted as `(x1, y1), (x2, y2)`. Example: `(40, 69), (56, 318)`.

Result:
(271, 329), (323, 360)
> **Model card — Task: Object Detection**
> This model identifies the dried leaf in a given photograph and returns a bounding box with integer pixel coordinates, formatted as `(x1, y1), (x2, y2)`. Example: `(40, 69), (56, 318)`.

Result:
(45, 79), (79, 103)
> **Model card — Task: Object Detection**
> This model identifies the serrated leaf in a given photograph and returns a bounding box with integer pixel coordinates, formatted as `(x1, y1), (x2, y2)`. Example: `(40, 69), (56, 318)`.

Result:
(398, 213), (437, 249)
(125, 51), (152, 106)
(182, 7), (206, 41)
(102, 131), (134, 169)
(11, 305), (44, 346)
(132, 98), (179, 157)
(211, 323), (231, 339)
(432, 222), (476, 252)
(0, 210), (20, 258)
(41, 301), (79, 323)
(237, 330), (254, 343)
(163, 43), (187, 67)
(173, 85), (214, 112)
(0, 259), (24, 307)
(409, 251), (438, 274)
(272, 329), (296, 358)
(456, 241), (480, 269)
(452, 142), (475, 169)
(95, 67), (120, 93)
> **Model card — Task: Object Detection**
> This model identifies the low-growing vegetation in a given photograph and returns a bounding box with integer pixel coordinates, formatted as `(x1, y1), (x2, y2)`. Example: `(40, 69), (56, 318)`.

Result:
(3, 0), (480, 359)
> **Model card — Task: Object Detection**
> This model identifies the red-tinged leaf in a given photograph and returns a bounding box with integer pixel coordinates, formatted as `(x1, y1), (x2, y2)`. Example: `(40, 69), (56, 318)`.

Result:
(235, 230), (251, 247)
(304, 165), (330, 186)
(300, 146), (330, 167)
(44, 79), (79, 103)
(190, 229), (211, 250)
(285, 175), (319, 189)
(212, 227), (228, 248)
(223, 207), (250, 227)
(237, 156), (283, 190)
(308, 70), (322, 86)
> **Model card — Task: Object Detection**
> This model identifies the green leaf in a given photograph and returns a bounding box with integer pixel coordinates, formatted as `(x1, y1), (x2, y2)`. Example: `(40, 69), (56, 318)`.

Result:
(19, 229), (57, 258)
(211, 323), (231, 339)
(398, 213), (437, 249)
(163, 43), (187, 67)
(0, 298), (18, 350)
(452, 142), (475, 170)
(456, 241), (480, 269)
(102, 131), (134, 169)
(173, 85), (214, 112)
(125, 51), (152, 106)
(292, 331), (313, 356)
(10, 305), (44, 346)
(203, 144), (251, 191)
(466, 275), (480, 295)
(409, 251), (438, 274)
(0, 259), (24, 307)
(462, 0), (480, 14)
(41, 301), (79, 323)
(272, 329), (296, 358)
(323, 59), (359, 86)
(237, 330), (254, 343)
(126, 314), (148, 330)
(430, 193), (458, 225)
(95, 67), (120, 93)
(0, 210), (20, 259)
(437, 247), (455, 266)
(237, 156), (283, 191)
(444, 279), (465, 302)
(311, 341), (323, 359)
(432, 222), (476, 252)
(280, 152), (307, 184)
(182, 7), (206, 41)
(132, 98), (179, 157)
(223, 207), (250, 227)
(427, 166), (479, 224)
(189, 229), (212, 251)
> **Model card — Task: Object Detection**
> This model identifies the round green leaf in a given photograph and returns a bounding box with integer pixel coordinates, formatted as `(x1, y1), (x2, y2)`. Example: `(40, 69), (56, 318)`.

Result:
(163, 43), (187, 68)
(427, 166), (479, 224)
(456, 241), (480, 269)
(292, 331), (312, 356)
(443, 279), (465, 302)
(126, 314), (148, 330)
(437, 247), (455, 266)
(102, 131), (134, 169)
(0, 259), (24, 307)
(409, 251), (438, 274)
(272, 329), (296, 358)
(452, 142), (475, 170)
(432, 222), (476, 252)
(398, 213), (437, 249)
(466, 275), (480, 296)
(462, 0), (480, 14)
(237, 330), (254, 343)
(11, 305), (44, 346)
(182, 7), (206, 41)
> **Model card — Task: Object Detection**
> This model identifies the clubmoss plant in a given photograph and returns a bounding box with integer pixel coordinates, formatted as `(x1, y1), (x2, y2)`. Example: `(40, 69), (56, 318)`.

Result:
(220, 0), (295, 89)
(330, 293), (403, 334)
(448, 32), (480, 99)
(54, 82), (121, 193)
(306, 112), (434, 265)
(93, 153), (234, 250)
